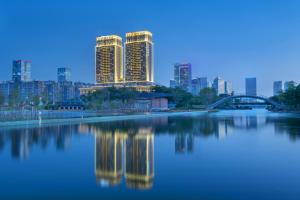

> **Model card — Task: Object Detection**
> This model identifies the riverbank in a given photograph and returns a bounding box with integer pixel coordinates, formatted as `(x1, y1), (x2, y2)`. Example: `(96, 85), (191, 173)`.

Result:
(0, 110), (207, 129)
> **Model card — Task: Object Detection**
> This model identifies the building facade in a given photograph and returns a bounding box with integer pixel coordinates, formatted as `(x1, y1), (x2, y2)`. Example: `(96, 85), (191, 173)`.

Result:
(12, 60), (31, 82)
(20, 81), (44, 102)
(57, 68), (71, 83)
(125, 31), (154, 83)
(212, 77), (225, 95)
(173, 63), (192, 92)
(44, 81), (59, 104)
(58, 81), (75, 102)
(96, 35), (123, 84)
(191, 77), (209, 95)
(225, 81), (233, 95)
(273, 81), (283, 96)
(245, 78), (257, 96)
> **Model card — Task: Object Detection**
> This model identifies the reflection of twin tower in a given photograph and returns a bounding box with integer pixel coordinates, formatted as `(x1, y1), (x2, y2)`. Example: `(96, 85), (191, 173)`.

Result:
(95, 130), (154, 189)
(95, 31), (154, 84)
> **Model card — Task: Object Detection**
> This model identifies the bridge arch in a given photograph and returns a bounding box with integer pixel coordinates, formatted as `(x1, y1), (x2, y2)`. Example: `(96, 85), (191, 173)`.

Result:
(207, 95), (285, 110)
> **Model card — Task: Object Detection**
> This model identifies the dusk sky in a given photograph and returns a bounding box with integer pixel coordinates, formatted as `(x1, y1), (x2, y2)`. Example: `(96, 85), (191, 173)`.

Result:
(0, 0), (299, 96)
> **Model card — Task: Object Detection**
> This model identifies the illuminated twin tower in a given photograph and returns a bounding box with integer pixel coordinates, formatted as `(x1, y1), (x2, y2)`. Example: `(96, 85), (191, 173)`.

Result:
(95, 31), (154, 85)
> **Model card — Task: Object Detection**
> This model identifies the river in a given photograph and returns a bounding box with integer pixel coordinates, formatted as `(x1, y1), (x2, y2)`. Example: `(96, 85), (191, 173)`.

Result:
(0, 110), (300, 200)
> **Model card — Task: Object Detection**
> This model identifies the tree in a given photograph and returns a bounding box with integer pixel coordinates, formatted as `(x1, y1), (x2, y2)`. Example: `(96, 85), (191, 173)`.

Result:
(80, 87), (138, 110)
(32, 95), (41, 107)
(118, 87), (137, 103)
(171, 88), (193, 108)
(152, 85), (173, 94)
(153, 85), (197, 108)
(198, 87), (218, 106)
(271, 84), (300, 110)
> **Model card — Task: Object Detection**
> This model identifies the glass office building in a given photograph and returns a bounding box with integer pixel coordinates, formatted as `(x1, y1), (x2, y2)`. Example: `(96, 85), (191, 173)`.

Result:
(213, 77), (225, 95)
(12, 60), (31, 82)
(245, 78), (257, 96)
(57, 68), (71, 83)
(191, 77), (209, 95)
(173, 63), (192, 92)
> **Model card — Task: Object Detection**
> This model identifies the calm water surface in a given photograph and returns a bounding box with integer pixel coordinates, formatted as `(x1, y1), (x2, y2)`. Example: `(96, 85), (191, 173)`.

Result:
(0, 110), (300, 200)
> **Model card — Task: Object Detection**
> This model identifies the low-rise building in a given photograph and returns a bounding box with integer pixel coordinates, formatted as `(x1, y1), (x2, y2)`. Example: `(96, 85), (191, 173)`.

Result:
(49, 100), (85, 110)
(133, 93), (170, 112)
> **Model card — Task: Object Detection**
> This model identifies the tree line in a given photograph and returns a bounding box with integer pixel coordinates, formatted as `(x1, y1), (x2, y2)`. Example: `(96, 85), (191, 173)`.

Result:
(271, 84), (300, 110)
(0, 85), (220, 110)
(80, 86), (219, 110)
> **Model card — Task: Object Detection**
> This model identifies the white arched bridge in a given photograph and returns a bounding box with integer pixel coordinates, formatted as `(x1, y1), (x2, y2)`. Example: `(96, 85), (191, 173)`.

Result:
(207, 95), (286, 110)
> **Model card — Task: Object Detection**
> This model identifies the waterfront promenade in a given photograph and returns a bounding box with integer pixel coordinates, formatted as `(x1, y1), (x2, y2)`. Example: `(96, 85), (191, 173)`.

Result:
(0, 110), (206, 129)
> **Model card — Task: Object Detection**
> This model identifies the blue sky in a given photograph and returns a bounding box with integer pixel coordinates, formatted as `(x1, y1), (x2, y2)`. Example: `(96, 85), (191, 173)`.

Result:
(0, 0), (299, 95)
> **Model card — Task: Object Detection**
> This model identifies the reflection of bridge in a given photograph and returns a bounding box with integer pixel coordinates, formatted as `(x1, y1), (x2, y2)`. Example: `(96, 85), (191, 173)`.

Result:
(207, 95), (286, 110)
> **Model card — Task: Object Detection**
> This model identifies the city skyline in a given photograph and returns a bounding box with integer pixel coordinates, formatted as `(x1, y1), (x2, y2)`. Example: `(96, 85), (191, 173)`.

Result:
(1, 1), (300, 199)
(1, 0), (300, 96)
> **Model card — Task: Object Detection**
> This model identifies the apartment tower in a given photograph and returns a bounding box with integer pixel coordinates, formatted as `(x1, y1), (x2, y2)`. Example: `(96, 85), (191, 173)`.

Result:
(95, 35), (123, 84)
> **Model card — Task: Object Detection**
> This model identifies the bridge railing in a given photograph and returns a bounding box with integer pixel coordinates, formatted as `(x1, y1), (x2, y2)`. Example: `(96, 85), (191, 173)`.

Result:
(207, 94), (286, 109)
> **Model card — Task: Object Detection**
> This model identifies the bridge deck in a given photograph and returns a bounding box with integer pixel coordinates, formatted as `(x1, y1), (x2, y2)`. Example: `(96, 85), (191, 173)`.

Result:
(207, 95), (285, 110)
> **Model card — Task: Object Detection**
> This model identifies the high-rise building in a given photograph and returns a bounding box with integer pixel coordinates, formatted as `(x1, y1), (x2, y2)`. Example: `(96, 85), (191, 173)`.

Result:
(284, 81), (296, 91)
(173, 63), (192, 92)
(95, 35), (123, 84)
(12, 60), (31, 82)
(191, 77), (209, 95)
(273, 81), (283, 96)
(245, 78), (257, 96)
(57, 68), (71, 83)
(225, 81), (233, 95)
(212, 77), (225, 95)
(125, 31), (154, 83)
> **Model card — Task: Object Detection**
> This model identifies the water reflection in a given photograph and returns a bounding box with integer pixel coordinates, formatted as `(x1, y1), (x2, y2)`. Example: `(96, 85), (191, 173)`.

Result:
(0, 114), (300, 160)
(125, 132), (154, 189)
(267, 117), (300, 141)
(0, 112), (300, 190)
(175, 134), (194, 153)
(92, 125), (154, 189)
(0, 124), (84, 159)
(95, 131), (123, 186)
